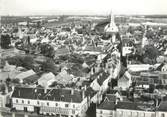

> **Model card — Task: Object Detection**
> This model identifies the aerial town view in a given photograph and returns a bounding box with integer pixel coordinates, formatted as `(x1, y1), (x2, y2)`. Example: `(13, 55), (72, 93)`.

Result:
(1, 0), (167, 117)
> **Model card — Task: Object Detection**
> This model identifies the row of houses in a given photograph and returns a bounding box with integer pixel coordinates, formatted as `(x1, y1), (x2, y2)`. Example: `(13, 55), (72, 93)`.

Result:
(97, 93), (167, 117)
(11, 87), (89, 117)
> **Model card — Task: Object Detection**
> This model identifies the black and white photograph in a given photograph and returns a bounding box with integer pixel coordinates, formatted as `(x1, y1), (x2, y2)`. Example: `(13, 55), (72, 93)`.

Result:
(0, 0), (167, 117)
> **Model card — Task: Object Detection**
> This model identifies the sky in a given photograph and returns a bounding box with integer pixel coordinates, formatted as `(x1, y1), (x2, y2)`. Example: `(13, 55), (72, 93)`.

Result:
(0, 0), (167, 16)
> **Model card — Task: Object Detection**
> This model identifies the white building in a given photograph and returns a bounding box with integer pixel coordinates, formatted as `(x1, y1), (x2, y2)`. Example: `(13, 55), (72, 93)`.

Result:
(11, 87), (90, 117)
(96, 100), (116, 117)
(118, 71), (132, 90)
(38, 72), (56, 87)
(127, 64), (151, 72)
(116, 101), (155, 117)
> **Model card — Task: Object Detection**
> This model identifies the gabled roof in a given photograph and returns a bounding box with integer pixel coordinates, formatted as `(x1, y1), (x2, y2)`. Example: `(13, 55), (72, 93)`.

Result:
(55, 70), (73, 84)
(12, 87), (84, 103)
(97, 71), (110, 86)
(104, 94), (116, 102)
(97, 100), (115, 110)
(15, 70), (36, 80)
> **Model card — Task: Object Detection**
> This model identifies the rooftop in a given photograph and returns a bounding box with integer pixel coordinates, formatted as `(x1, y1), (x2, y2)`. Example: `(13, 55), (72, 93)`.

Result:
(12, 87), (85, 103)
(117, 101), (154, 111)
(97, 100), (115, 110)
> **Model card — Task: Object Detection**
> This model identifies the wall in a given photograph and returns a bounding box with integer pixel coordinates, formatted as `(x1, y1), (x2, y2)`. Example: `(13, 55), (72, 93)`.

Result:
(12, 96), (89, 116)
(157, 112), (167, 117)
(116, 109), (155, 117)
(96, 109), (115, 117)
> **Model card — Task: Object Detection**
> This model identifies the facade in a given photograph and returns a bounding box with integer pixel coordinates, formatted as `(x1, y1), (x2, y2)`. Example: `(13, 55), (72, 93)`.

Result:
(0, 93), (11, 108)
(96, 100), (116, 117)
(11, 87), (89, 117)
(116, 101), (155, 117)
(118, 71), (132, 90)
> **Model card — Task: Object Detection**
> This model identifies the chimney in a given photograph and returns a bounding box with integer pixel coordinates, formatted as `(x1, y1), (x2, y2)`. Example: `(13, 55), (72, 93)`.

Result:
(44, 88), (47, 94)
(84, 85), (87, 91)
(71, 89), (74, 95)
(18, 90), (20, 97)
(82, 90), (85, 100)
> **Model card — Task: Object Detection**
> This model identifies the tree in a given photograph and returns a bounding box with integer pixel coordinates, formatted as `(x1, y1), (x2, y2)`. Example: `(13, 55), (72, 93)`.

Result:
(41, 59), (59, 75)
(1, 34), (11, 49)
(37, 21), (41, 28)
(143, 45), (159, 64)
(22, 55), (34, 70)
(40, 44), (55, 58)
(149, 84), (155, 93)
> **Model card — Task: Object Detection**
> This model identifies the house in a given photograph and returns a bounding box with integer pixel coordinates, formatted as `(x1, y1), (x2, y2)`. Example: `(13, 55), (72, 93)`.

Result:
(15, 69), (36, 83)
(11, 87), (90, 117)
(90, 71), (110, 104)
(157, 101), (167, 117)
(159, 72), (167, 85)
(90, 70), (110, 93)
(3, 61), (16, 72)
(82, 45), (103, 55)
(118, 71), (132, 90)
(116, 101), (155, 117)
(55, 69), (73, 85)
(0, 92), (11, 108)
(127, 64), (151, 72)
(140, 71), (160, 85)
(38, 72), (56, 87)
(96, 100), (116, 117)
(54, 47), (70, 57)
(122, 38), (135, 56)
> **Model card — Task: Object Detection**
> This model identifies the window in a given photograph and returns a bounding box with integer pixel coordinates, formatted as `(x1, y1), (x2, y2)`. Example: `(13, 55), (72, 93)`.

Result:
(72, 110), (75, 114)
(55, 103), (58, 106)
(161, 113), (165, 117)
(65, 104), (69, 107)
(28, 100), (30, 104)
(73, 105), (75, 108)
(47, 102), (49, 106)
(16, 99), (18, 103)
(37, 101), (39, 105)
(22, 100), (24, 104)
(100, 110), (103, 114)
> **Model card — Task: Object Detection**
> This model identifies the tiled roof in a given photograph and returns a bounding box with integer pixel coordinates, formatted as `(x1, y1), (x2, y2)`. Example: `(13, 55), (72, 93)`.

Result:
(97, 71), (110, 86)
(55, 48), (70, 56)
(97, 100), (115, 110)
(84, 45), (103, 53)
(158, 101), (167, 111)
(23, 74), (40, 84)
(12, 87), (84, 103)
(105, 94), (116, 102)
(117, 101), (153, 111)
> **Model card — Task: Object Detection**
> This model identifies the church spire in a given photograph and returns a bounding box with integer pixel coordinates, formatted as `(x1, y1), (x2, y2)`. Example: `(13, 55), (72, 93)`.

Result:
(110, 10), (115, 27)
